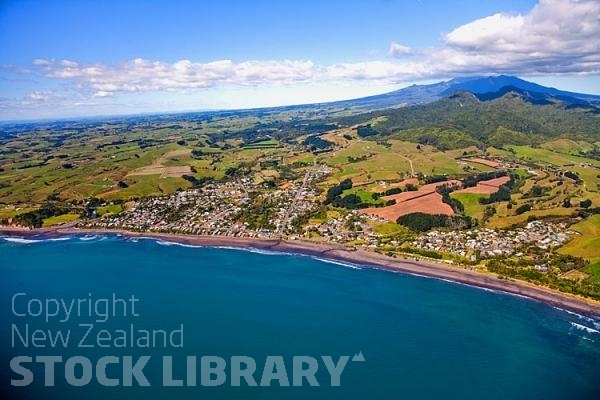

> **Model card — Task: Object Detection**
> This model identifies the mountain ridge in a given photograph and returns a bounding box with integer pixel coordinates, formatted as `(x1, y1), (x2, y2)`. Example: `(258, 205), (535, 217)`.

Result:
(335, 84), (600, 149)
(330, 75), (600, 111)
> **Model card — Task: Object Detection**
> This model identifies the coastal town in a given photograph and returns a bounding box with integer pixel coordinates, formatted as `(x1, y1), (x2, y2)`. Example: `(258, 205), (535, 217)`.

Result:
(82, 166), (577, 268)
(1, 72), (599, 308)
(3, 2), (600, 398)
(83, 165), (333, 238)
(410, 220), (574, 260)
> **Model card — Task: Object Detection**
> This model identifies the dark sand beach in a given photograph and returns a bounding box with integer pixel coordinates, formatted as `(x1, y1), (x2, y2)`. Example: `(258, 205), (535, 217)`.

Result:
(2, 225), (600, 317)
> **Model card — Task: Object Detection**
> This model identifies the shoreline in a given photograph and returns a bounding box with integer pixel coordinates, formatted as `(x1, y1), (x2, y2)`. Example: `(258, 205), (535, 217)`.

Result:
(2, 225), (600, 317)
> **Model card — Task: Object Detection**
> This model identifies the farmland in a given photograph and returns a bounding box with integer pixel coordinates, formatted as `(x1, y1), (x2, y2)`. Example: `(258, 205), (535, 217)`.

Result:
(1, 106), (599, 295)
(361, 181), (461, 222)
(453, 176), (510, 194)
(559, 215), (600, 262)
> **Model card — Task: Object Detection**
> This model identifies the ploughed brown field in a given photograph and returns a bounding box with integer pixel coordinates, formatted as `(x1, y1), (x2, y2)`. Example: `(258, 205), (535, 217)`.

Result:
(362, 180), (460, 222)
(464, 157), (501, 168)
(453, 175), (510, 194)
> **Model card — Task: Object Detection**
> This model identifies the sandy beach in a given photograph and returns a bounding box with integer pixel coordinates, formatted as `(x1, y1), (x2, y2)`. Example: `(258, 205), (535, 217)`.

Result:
(2, 225), (600, 317)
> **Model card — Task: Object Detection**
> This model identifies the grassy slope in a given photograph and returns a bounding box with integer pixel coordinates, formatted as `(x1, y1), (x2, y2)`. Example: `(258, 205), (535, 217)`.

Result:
(506, 145), (600, 167)
(559, 215), (600, 261)
(42, 213), (80, 227)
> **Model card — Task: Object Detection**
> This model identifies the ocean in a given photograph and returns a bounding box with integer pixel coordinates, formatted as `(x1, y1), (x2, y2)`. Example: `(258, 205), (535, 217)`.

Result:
(1, 234), (599, 399)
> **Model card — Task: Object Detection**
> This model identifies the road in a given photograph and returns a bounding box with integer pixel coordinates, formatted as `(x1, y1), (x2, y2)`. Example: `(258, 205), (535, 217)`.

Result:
(277, 164), (315, 235)
(399, 154), (415, 177)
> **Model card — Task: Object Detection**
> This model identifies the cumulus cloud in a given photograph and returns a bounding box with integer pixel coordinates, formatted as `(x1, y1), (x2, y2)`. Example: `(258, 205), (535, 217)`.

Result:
(443, 0), (600, 75)
(26, 0), (600, 98)
(445, 0), (599, 54)
(33, 58), (323, 97)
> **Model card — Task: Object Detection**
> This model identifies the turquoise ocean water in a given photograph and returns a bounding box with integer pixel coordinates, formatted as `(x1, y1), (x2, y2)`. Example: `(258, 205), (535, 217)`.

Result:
(1, 234), (599, 399)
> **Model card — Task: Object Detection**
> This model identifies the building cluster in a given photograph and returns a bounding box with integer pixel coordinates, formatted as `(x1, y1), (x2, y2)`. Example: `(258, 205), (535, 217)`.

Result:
(82, 161), (578, 266)
(308, 210), (378, 243)
(411, 220), (573, 259)
(84, 165), (333, 238)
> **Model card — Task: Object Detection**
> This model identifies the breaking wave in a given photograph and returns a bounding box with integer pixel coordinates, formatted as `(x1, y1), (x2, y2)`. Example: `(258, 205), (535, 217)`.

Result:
(570, 322), (600, 335)
(314, 257), (363, 270)
(1, 236), (72, 244)
(155, 240), (205, 249)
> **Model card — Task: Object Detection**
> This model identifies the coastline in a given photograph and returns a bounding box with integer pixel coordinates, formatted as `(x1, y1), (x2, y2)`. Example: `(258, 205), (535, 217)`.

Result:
(2, 225), (600, 317)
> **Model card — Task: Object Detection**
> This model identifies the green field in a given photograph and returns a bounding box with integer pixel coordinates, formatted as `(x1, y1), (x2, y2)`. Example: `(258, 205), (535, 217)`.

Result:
(559, 215), (600, 261)
(1, 110), (600, 273)
(322, 139), (464, 184)
(451, 192), (488, 220)
(558, 215), (600, 283)
(539, 139), (595, 156)
(343, 185), (384, 206)
(43, 213), (80, 227)
(505, 145), (600, 167)
(372, 222), (408, 236)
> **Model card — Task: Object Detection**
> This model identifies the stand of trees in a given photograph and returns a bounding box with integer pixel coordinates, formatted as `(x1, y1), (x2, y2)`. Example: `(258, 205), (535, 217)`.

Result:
(324, 179), (353, 205)
(191, 148), (205, 159)
(325, 179), (395, 209)
(463, 170), (507, 188)
(424, 175), (449, 184)
(303, 135), (333, 151)
(515, 203), (532, 215)
(436, 184), (464, 214)
(479, 173), (519, 205)
(563, 171), (582, 184)
(384, 187), (402, 195)
(181, 175), (214, 187)
(396, 212), (472, 232)
(580, 199), (592, 208)
(356, 125), (378, 138)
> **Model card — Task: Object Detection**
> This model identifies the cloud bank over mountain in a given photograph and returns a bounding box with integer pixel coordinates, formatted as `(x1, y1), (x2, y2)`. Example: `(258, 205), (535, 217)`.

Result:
(27, 0), (599, 99)
(1, 0), (598, 119)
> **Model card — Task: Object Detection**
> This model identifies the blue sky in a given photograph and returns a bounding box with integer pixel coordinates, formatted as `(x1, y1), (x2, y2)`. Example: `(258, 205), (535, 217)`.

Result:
(1, 0), (598, 120)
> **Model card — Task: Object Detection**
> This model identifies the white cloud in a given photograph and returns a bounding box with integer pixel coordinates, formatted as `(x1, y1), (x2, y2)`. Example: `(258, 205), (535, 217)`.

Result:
(32, 59), (52, 66)
(388, 42), (412, 57)
(17, 0), (600, 103)
(33, 58), (324, 97)
(28, 91), (51, 101)
(443, 0), (600, 74)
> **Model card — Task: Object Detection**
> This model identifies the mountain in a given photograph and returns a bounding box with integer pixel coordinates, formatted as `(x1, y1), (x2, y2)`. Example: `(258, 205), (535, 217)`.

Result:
(440, 75), (600, 101)
(472, 85), (600, 110)
(330, 75), (600, 111)
(335, 86), (600, 149)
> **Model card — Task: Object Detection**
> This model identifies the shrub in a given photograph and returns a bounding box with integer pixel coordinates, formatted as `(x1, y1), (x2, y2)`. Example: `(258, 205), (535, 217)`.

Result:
(396, 212), (472, 232)
(515, 204), (532, 215)
(580, 199), (592, 208)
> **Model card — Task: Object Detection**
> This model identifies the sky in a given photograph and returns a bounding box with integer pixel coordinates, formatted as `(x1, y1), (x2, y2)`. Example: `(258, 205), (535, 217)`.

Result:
(0, 0), (599, 121)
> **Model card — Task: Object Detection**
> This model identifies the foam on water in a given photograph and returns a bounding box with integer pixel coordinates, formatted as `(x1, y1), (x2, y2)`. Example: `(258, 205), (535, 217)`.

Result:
(314, 257), (363, 270)
(79, 235), (98, 241)
(210, 245), (290, 256)
(554, 306), (600, 326)
(48, 237), (71, 241)
(1, 236), (71, 244)
(243, 247), (288, 256)
(1, 237), (42, 244)
(156, 239), (205, 249)
(570, 322), (600, 335)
